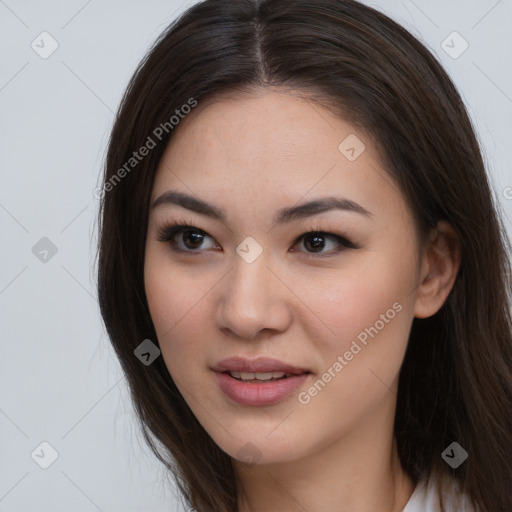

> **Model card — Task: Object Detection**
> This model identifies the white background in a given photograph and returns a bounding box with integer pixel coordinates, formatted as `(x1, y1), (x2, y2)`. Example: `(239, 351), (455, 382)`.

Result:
(1, 1), (511, 511)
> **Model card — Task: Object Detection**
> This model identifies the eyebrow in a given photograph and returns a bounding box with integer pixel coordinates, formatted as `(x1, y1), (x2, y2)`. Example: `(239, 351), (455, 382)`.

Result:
(150, 190), (372, 224)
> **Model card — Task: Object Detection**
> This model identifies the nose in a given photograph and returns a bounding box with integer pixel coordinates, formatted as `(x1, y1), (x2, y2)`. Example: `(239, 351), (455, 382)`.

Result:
(215, 253), (292, 340)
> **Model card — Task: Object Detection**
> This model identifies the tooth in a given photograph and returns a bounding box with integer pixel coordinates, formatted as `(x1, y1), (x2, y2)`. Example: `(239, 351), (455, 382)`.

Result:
(230, 371), (289, 381)
(255, 372), (273, 380)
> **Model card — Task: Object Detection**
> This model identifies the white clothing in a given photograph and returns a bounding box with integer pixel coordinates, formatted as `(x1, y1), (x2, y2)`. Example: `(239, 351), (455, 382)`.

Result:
(403, 477), (477, 511)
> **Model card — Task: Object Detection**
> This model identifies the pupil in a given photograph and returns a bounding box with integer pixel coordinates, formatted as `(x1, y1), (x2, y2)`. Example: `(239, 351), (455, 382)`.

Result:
(305, 234), (324, 252)
(184, 231), (203, 249)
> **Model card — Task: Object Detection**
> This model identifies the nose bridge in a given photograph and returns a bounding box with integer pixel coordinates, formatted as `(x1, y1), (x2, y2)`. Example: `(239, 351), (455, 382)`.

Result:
(217, 244), (289, 338)
(228, 248), (271, 313)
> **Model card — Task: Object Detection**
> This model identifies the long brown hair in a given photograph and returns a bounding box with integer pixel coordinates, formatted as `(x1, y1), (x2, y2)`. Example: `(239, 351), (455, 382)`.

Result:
(96, 1), (512, 510)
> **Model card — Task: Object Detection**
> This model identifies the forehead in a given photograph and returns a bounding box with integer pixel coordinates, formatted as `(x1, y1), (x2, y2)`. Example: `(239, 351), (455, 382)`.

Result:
(159, 89), (373, 171)
(151, 90), (405, 228)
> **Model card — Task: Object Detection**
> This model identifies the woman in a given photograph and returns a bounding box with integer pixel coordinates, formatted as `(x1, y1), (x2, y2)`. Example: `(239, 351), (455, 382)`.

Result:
(96, 0), (512, 510)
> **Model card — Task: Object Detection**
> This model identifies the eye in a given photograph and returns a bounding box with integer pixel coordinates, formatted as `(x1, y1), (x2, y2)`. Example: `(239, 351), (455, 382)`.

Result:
(156, 218), (358, 257)
(291, 230), (357, 257)
(156, 222), (219, 254)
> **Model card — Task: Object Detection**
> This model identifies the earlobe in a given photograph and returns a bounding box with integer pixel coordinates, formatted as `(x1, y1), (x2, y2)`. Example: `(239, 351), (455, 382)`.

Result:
(413, 221), (461, 319)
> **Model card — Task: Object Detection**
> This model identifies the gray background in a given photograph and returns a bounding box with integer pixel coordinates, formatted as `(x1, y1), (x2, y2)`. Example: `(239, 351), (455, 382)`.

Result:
(1, 1), (511, 511)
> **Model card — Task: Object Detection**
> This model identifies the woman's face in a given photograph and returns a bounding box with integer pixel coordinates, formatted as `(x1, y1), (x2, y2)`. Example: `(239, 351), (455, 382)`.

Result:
(144, 89), (426, 465)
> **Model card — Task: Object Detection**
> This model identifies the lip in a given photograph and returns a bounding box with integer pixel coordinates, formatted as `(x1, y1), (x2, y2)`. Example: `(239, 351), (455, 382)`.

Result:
(213, 356), (310, 375)
(212, 356), (311, 406)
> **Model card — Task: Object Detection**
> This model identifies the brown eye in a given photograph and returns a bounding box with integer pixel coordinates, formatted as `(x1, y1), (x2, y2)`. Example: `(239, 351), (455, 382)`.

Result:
(303, 233), (328, 252)
(157, 222), (357, 257)
(293, 231), (357, 257)
(157, 224), (218, 253)
(181, 230), (207, 250)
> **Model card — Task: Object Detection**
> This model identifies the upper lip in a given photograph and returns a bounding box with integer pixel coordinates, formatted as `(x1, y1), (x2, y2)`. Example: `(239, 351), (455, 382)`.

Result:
(213, 356), (310, 375)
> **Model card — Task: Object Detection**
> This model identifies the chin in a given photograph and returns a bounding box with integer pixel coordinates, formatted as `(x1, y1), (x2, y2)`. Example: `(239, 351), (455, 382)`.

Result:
(207, 422), (308, 466)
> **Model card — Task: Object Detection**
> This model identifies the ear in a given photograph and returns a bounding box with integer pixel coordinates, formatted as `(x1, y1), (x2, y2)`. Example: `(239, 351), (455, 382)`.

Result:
(413, 220), (461, 319)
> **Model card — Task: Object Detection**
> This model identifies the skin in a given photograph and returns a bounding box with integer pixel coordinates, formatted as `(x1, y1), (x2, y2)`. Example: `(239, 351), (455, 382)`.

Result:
(144, 88), (461, 512)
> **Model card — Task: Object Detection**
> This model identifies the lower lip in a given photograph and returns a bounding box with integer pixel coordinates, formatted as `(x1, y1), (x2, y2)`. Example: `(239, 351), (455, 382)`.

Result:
(214, 371), (310, 406)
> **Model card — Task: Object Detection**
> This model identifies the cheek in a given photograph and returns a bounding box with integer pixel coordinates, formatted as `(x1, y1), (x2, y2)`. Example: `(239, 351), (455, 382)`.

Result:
(144, 250), (222, 387)
(295, 255), (417, 419)
(309, 252), (416, 355)
(292, 263), (413, 436)
(144, 243), (207, 331)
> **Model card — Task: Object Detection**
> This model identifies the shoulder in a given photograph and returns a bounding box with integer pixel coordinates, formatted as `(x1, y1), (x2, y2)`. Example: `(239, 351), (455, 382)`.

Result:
(402, 475), (478, 512)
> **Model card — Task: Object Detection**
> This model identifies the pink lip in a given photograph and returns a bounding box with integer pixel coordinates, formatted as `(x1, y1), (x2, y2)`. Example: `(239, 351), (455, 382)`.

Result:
(212, 356), (311, 406)
(213, 356), (310, 375)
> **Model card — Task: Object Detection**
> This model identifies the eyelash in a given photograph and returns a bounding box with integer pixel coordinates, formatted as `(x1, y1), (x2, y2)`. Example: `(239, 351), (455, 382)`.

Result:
(156, 216), (358, 258)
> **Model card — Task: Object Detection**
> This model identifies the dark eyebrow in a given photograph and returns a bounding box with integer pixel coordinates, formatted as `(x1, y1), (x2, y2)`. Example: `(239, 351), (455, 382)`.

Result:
(150, 190), (372, 224)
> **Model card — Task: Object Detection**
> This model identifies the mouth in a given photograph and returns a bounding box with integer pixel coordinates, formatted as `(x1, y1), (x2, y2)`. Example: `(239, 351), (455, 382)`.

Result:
(213, 355), (310, 376)
(212, 356), (311, 406)
(223, 370), (299, 383)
